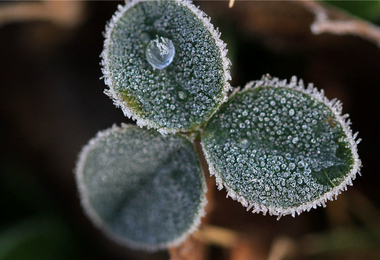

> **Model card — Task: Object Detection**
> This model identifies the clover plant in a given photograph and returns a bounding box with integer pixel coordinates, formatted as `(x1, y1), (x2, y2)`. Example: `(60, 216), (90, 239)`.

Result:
(75, 0), (361, 251)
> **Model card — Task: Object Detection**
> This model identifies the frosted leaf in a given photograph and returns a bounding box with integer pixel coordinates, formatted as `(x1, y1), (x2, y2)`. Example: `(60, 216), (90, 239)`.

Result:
(102, 0), (231, 134)
(201, 76), (361, 218)
(75, 124), (207, 250)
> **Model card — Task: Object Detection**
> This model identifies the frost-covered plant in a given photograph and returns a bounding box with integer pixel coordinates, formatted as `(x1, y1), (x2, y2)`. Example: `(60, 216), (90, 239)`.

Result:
(101, 0), (230, 134)
(75, 0), (361, 251)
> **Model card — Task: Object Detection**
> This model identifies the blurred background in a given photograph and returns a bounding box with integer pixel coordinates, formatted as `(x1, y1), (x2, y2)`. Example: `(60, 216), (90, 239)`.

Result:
(0, 1), (380, 259)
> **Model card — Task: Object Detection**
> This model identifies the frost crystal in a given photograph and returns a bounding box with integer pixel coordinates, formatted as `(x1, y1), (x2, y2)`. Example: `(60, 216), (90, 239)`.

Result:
(102, 0), (231, 134)
(75, 124), (207, 250)
(201, 76), (361, 218)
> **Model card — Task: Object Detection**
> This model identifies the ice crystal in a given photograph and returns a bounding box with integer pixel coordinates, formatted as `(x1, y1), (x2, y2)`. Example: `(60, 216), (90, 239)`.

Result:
(102, 0), (231, 134)
(201, 76), (361, 217)
(75, 124), (207, 250)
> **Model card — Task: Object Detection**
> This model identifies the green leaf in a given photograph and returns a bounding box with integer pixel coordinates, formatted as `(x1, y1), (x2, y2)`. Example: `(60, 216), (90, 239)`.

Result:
(324, 1), (380, 22)
(0, 216), (78, 260)
(102, 0), (231, 134)
(201, 76), (361, 218)
(75, 124), (207, 250)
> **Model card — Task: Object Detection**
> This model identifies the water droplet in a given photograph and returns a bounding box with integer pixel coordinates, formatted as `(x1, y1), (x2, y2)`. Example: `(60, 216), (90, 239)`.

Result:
(178, 90), (189, 100)
(289, 109), (295, 116)
(240, 139), (249, 149)
(140, 32), (151, 44)
(146, 36), (175, 69)
(289, 163), (295, 170)
(298, 161), (305, 168)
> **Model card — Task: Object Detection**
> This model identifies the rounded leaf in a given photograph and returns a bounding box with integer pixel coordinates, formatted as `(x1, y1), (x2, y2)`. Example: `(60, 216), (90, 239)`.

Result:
(75, 124), (207, 250)
(102, 0), (231, 134)
(201, 76), (361, 218)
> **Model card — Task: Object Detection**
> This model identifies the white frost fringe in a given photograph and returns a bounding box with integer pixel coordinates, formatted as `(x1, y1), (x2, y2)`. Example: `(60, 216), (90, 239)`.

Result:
(101, 0), (231, 135)
(202, 75), (362, 220)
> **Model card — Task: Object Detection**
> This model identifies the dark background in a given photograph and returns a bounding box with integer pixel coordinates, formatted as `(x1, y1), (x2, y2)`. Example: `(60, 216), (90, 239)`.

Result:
(0, 1), (379, 259)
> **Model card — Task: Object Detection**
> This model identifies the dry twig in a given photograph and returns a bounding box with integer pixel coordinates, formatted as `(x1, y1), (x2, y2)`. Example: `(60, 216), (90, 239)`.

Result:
(299, 1), (380, 48)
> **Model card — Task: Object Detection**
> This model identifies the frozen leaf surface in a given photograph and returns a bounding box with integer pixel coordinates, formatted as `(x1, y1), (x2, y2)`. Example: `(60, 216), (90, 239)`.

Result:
(102, 0), (231, 134)
(75, 124), (207, 250)
(201, 76), (361, 218)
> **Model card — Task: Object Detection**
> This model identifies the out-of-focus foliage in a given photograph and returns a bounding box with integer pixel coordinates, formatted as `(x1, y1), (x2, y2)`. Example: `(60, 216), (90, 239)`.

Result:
(325, 0), (380, 22)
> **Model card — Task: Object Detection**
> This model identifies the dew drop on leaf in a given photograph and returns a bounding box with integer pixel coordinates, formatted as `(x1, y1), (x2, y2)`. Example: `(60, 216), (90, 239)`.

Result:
(139, 32), (151, 44)
(178, 90), (189, 100)
(146, 36), (175, 69)
(240, 139), (249, 149)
